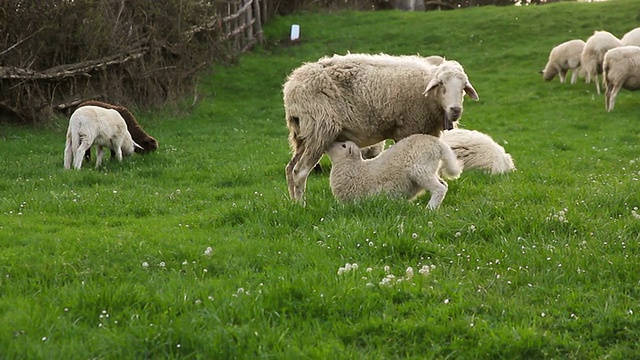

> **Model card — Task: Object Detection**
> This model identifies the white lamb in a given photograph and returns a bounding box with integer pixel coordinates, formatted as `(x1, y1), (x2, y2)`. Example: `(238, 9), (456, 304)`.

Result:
(541, 39), (585, 84)
(325, 134), (462, 210)
(603, 46), (640, 112)
(581, 30), (622, 95)
(440, 128), (515, 175)
(621, 27), (640, 46)
(64, 105), (142, 170)
(284, 53), (479, 203)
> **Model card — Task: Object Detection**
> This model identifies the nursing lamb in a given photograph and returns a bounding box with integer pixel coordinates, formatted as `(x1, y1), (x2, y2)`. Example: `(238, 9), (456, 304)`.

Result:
(64, 105), (142, 170)
(283, 53), (479, 203)
(326, 134), (462, 210)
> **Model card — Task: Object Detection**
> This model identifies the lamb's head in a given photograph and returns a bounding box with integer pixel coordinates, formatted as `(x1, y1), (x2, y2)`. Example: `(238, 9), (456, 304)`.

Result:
(326, 141), (363, 162)
(424, 61), (479, 130)
(122, 132), (144, 157)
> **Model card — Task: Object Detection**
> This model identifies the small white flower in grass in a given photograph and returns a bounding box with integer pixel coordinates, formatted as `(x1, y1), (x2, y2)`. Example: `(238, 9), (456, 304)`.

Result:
(42, 337), (47, 341)
(406, 267), (414, 279)
(158, 262), (166, 268)
(418, 265), (435, 276)
(632, 210), (640, 220)
(541, 312), (546, 317)
(628, 309), (634, 315)
(455, 232), (462, 237)
(412, 233), (418, 239)
(204, 247), (213, 256)
(384, 265), (390, 273)
(237, 288), (245, 294)
(444, 299), (450, 304)
(194, 299), (202, 305)
(366, 267), (373, 273)
(142, 262), (149, 268)
(182, 260), (188, 265)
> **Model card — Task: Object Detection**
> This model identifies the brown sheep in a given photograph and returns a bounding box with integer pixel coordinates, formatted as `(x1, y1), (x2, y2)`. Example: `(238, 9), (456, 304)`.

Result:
(77, 100), (158, 159)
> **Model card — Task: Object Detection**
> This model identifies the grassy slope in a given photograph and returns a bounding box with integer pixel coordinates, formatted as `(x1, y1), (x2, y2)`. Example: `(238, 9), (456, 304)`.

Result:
(1, 0), (640, 358)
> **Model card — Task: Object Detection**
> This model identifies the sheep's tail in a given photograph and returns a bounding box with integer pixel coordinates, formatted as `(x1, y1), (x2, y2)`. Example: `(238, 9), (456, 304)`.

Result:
(440, 141), (462, 180)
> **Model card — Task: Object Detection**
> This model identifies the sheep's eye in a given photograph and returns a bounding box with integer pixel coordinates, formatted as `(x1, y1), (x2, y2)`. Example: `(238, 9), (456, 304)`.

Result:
(341, 144), (346, 148)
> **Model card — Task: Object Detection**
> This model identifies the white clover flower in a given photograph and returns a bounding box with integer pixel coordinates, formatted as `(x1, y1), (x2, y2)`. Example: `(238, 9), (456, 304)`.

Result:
(366, 267), (373, 273)
(384, 265), (390, 273)
(141, 262), (149, 268)
(412, 233), (418, 239)
(158, 262), (166, 267)
(406, 267), (414, 279)
(418, 265), (434, 276)
(204, 247), (213, 256)
(351, 263), (359, 270)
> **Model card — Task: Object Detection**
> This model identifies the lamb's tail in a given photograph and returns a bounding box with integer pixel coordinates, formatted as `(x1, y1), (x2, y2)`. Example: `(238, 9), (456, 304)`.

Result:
(440, 141), (463, 180)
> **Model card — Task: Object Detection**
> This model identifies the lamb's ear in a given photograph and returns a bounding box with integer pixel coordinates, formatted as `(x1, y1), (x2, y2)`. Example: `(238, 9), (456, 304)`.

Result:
(464, 82), (479, 101)
(133, 141), (144, 150)
(423, 78), (440, 96)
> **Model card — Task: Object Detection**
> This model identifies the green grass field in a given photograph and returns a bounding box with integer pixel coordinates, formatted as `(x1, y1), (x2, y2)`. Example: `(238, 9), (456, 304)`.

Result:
(1, 0), (640, 358)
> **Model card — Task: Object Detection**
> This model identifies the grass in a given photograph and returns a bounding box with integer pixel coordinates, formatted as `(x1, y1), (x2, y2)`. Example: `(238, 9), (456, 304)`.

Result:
(1, 0), (640, 358)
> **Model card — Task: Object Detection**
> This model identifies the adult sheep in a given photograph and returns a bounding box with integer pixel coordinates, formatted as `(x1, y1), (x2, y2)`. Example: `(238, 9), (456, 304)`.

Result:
(78, 100), (159, 159)
(64, 105), (142, 170)
(541, 39), (585, 84)
(283, 53), (479, 203)
(325, 134), (461, 210)
(621, 27), (640, 46)
(581, 30), (622, 95)
(441, 128), (515, 175)
(603, 46), (640, 112)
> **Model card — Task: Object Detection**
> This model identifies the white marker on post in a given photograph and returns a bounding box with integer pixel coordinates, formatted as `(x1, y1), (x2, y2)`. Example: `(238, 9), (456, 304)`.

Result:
(290, 24), (300, 41)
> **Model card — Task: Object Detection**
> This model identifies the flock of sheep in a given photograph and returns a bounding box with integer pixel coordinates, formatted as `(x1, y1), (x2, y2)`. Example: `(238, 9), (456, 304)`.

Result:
(541, 26), (640, 111)
(63, 53), (516, 209)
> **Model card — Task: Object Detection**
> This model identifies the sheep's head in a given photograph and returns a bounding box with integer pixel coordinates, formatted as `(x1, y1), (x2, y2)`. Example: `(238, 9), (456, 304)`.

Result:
(135, 136), (159, 154)
(326, 141), (362, 162)
(424, 61), (479, 130)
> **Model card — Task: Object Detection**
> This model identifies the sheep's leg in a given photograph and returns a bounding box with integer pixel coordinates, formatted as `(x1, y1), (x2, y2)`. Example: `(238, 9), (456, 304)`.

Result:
(559, 70), (567, 84)
(291, 146), (324, 204)
(570, 70), (578, 84)
(286, 148), (304, 200)
(595, 73), (601, 95)
(64, 135), (73, 170)
(95, 146), (104, 168)
(605, 82), (621, 112)
(413, 174), (448, 210)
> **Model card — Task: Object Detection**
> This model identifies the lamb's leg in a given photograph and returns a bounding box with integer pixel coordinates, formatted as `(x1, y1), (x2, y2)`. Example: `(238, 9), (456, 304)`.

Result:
(95, 146), (104, 168)
(114, 146), (123, 162)
(64, 135), (73, 170)
(595, 73), (601, 95)
(74, 142), (92, 170)
(413, 174), (449, 210)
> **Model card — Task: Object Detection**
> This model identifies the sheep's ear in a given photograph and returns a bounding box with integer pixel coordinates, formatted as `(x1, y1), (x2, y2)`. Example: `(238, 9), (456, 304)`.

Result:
(464, 82), (479, 101)
(423, 78), (440, 96)
(134, 141), (144, 150)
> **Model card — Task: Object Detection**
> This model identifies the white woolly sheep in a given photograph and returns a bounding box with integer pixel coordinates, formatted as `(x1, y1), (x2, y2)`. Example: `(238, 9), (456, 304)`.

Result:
(283, 53), (479, 203)
(326, 134), (461, 210)
(621, 27), (640, 46)
(440, 128), (515, 175)
(541, 39), (585, 84)
(603, 46), (640, 112)
(64, 105), (142, 170)
(581, 30), (622, 94)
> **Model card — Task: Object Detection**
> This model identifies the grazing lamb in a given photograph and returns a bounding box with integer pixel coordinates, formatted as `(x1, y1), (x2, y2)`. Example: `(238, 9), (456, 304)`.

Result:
(64, 105), (142, 170)
(621, 27), (640, 46)
(541, 39), (585, 84)
(603, 46), (640, 112)
(283, 53), (479, 203)
(326, 134), (461, 210)
(78, 100), (158, 159)
(581, 30), (622, 94)
(441, 128), (515, 174)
